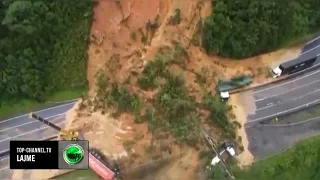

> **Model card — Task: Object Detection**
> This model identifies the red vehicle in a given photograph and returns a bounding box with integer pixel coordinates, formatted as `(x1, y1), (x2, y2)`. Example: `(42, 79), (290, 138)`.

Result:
(89, 148), (121, 180)
(89, 153), (115, 179)
(29, 113), (121, 180)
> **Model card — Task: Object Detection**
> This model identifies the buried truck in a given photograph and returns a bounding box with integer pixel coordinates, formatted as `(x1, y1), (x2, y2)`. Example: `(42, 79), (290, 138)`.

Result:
(29, 113), (121, 180)
(271, 54), (318, 78)
(217, 75), (253, 101)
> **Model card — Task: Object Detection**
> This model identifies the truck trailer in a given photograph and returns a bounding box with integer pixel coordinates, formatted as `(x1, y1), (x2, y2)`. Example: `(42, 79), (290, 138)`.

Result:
(29, 113), (120, 180)
(271, 55), (318, 78)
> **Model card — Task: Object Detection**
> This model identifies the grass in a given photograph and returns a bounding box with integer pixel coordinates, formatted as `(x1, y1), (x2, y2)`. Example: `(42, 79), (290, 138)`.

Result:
(0, 88), (84, 120)
(46, 88), (85, 102)
(282, 105), (320, 122)
(52, 170), (99, 180)
(222, 136), (320, 180)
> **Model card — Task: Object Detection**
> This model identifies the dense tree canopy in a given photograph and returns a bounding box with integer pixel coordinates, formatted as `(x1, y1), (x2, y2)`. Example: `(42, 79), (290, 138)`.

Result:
(0, 0), (93, 102)
(203, 0), (320, 58)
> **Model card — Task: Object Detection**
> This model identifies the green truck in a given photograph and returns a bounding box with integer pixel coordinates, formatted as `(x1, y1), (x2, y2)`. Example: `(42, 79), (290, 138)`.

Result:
(217, 75), (253, 100)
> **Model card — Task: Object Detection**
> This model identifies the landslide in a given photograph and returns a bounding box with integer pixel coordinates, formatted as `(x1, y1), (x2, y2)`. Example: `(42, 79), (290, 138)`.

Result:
(64, 0), (306, 179)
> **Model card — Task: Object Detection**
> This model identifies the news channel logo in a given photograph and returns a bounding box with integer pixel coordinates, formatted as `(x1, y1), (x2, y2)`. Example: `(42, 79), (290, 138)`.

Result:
(63, 144), (84, 165)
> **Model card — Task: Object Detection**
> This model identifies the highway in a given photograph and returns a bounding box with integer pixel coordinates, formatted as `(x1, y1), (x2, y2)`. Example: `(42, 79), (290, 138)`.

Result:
(302, 35), (320, 53)
(247, 36), (320, 123)
(0, 101), (76, 172)
(1, 35), (320, 175)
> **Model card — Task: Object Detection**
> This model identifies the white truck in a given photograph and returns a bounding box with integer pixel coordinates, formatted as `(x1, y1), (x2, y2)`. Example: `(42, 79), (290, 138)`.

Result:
(271, 56), (317, 78)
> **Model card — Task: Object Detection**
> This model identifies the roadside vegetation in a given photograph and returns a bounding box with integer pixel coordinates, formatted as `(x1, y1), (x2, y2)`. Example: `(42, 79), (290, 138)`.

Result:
(0, 0), (93, 116)
(52, 170), (99, 180)
(92, 42), (239, 148)
(0, 89), (82, 119)
(203, 0), (320, 58)
(243, 136), (319, 180)
(281, 105), (320, 123)
(208, 136), (320, 180)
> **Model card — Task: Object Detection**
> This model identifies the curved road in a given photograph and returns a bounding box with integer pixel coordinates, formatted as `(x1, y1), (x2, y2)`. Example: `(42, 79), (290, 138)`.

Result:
(246, 36), (320, 124)
(0, 101), (76, 172)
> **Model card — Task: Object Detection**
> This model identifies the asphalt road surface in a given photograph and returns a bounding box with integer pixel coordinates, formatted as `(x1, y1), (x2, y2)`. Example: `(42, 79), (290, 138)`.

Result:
(246, 116), (320, 160)
(302, 35), (320, 53)
(247, 38), (320, 123)
(0, 102), (75, 133)
(0, 115), (65, 153)
(0, 101), (76, 172)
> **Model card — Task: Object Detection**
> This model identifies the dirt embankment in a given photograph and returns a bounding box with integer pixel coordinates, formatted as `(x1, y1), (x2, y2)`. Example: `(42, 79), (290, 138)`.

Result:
(9, 1), (308, 179)
(65, 0), (306, 178)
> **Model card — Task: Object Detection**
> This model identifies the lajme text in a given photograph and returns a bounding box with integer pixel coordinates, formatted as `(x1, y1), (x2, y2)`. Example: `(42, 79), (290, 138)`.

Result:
(17, 155), (35, 162)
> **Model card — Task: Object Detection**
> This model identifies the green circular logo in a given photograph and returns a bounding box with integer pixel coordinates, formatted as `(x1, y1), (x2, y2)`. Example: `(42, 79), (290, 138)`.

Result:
(63, 144), (84, 165)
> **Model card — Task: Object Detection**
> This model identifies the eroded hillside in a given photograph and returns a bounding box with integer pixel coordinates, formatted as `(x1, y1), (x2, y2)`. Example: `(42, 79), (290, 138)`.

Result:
(64, 0), (305, 179)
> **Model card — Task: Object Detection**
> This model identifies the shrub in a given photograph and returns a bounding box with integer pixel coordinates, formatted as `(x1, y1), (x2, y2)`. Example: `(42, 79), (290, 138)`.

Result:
(156, 74), (200, 145)
(137, 56), (166, 90)
(202, 0), (320, 58)
(202, 92), (236, 139)
(168, 8), (182, 25)
(130, 31), (136, 41)
(110, 83), (141, 116)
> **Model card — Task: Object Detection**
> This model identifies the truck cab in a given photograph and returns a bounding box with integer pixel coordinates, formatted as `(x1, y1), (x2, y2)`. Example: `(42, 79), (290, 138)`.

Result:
(220, 91), (230, 101)
(271, 66), (282, 78)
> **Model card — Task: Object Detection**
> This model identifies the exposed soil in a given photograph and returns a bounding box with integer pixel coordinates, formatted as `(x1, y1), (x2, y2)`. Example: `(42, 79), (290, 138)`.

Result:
(32, 0), (308, 179)
(229, 94), (254, 168)
(84, 0), (308, 177)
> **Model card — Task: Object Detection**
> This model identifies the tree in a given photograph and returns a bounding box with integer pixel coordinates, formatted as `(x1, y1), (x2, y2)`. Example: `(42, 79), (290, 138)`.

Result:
(203, 0), (320, 59)
(0, 0), (93, 103)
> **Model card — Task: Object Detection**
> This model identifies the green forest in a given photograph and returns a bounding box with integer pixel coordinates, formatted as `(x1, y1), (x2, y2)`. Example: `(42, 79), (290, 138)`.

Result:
(0, 0), (93, 104)
(2, 0), (320, 105)
(203, 0), (320, 58)
(208, 136), (320, 180)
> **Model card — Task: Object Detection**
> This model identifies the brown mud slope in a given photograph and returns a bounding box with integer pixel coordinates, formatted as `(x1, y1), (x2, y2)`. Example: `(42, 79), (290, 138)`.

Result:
(9, 1), (306, 179)
(80, 0), (306, 178)
(87, 0), (161, 93)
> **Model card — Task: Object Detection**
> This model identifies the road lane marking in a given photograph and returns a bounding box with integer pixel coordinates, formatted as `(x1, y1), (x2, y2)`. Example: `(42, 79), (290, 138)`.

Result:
(250, 98), (320, 122)
(0, 166), (8, 171)
(255, 80), (320, 102)
(254, 68), (320, 94)
(306, 36), (320, 45)
(0, 156), (9, 161)
(0, 101), (76, 124)
(0, 120), (64, 143)
(300, 43), (320, 55)
(256, 88), (320, 111)
(0, 113), (65, 133)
